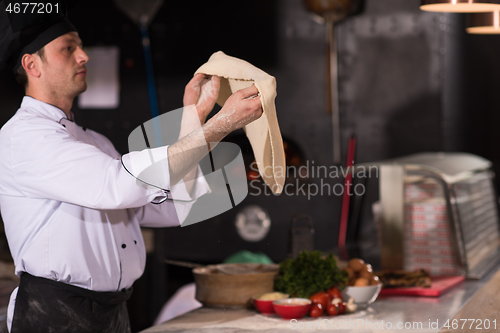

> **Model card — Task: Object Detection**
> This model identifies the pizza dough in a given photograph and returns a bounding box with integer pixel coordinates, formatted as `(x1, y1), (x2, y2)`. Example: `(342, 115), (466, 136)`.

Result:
(195, 51), (285, 194)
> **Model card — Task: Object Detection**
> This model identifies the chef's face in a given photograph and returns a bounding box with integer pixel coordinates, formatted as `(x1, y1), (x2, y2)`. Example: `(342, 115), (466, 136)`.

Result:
(38, 32), (89, 99)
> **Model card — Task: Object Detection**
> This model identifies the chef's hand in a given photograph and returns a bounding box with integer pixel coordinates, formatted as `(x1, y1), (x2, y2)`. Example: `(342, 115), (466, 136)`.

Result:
(168, 84), (262, 187)
(183, 73), (220, 124)
(207, 84), (262, 136)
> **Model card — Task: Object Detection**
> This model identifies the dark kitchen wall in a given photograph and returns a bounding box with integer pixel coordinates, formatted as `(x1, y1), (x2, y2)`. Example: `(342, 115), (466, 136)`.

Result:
(2, 0), (500, 330)
(336, 0), (498, 161)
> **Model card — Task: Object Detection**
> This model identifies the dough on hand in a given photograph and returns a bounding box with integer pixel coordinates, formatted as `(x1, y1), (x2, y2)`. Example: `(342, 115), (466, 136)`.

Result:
(195, 51), (285, 194)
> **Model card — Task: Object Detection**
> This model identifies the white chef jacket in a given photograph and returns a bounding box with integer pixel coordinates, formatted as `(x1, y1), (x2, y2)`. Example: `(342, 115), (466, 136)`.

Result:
(0, 96), (210, 330)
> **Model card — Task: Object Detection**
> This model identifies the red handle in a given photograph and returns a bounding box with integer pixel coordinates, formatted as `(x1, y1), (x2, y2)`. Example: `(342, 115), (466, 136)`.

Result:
(338, 136), (356, 260)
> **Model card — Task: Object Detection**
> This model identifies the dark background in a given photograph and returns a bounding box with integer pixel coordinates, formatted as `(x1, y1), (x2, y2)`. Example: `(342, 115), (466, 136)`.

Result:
(2, 0), (500, 331)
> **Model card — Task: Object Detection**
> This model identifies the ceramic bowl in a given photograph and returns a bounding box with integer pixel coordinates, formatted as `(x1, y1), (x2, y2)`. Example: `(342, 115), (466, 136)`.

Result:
(341, 283), (383, 309)
(272, 298), (312, 320)
(253, 293), (288, 314)
(253, 298), (276, 314)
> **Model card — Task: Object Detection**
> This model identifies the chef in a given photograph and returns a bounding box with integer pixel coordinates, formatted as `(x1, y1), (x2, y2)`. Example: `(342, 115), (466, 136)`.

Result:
(0, 3), (263, 333)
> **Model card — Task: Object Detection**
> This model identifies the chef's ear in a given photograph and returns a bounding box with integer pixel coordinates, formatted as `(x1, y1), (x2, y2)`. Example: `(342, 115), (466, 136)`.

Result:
(22, 53), (42, 79)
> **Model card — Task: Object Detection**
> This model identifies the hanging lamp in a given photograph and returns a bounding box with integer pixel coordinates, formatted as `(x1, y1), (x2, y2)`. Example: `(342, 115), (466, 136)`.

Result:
(421, 0), (500, 13)
(467, 11), (500, 33)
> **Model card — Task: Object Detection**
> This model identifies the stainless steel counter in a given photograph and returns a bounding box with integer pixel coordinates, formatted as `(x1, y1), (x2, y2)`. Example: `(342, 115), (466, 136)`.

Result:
(141, 265), (500, 333)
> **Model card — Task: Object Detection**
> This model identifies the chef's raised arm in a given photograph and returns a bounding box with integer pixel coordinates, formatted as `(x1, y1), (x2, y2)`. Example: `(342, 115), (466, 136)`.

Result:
(0, 112), (165, 210)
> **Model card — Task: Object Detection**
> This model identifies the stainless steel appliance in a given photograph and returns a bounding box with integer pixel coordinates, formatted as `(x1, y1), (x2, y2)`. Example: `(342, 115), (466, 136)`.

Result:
(361, 152), (500, 279)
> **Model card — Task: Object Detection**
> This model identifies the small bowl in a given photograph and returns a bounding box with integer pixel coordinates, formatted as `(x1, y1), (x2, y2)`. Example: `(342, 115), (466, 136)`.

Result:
(272, 298), (312, 320)
(253, 298), (276, 314)
(341, 283), (383, 309)
(253, 293), (288, 314)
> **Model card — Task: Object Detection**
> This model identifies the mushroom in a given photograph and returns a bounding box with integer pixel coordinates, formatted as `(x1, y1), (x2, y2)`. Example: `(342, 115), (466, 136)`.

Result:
(346, 297), (357, 313)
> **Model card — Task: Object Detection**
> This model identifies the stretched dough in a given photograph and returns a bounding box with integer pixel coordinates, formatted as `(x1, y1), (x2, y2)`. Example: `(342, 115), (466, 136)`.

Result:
(195, 51), (285, 194)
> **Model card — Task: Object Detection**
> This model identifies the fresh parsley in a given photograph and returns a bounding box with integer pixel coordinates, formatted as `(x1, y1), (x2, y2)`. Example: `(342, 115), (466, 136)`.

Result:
(274, 250), (348, 298)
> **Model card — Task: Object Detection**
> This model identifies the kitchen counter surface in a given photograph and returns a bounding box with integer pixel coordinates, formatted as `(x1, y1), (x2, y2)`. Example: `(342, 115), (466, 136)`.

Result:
(141, 265), (500, 333)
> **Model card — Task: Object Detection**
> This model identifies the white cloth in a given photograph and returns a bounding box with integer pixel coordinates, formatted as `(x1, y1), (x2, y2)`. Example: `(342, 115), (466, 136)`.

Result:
(0, 96), (210, 331)
(154, 283), (201, 325)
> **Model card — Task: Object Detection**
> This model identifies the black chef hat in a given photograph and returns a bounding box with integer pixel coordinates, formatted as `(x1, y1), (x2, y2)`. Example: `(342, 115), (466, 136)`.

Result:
(0, 1), (78, 72)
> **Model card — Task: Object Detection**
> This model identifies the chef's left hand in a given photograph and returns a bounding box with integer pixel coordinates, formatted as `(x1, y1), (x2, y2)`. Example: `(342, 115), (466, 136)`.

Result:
(183, 73), (220, 124)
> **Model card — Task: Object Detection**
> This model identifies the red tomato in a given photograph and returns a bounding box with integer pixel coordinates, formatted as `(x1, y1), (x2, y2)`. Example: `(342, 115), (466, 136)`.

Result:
(309, 303), (323, 318)
(337, 302), (346, 315)
(327, 287), (343, 301)
(309, 292), (330, 310)
(327, 303), (339, 316)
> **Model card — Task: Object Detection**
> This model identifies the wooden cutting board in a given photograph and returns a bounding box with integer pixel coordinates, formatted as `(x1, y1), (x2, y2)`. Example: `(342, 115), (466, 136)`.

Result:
(379, 276), (465, 297)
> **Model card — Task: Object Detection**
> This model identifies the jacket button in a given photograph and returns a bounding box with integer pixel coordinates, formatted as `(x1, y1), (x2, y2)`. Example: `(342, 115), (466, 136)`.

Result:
(122, 244), (126, 249)
(61, 124), (66, 128)
(122, 288), (126, 292)
(134, 240), (137, 244)
(82, 127), (87, 131)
